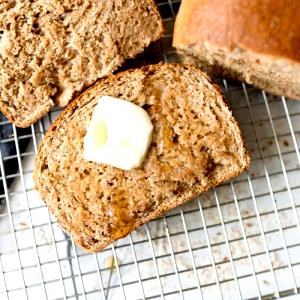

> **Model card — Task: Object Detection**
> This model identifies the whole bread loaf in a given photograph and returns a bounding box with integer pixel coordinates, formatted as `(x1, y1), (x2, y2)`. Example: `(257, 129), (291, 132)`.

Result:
(0, 0), (162, 127)
(33, 63), (250, 252)
(173, 0), (300, 100)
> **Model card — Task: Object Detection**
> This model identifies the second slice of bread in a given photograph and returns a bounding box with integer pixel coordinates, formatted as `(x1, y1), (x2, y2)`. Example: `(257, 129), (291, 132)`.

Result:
(33, 63), (250, 252)
(0, 0), (163, 127)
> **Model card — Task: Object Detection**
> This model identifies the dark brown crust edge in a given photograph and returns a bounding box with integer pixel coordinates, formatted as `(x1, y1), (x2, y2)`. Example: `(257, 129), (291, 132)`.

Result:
(33, 62), (250, 252)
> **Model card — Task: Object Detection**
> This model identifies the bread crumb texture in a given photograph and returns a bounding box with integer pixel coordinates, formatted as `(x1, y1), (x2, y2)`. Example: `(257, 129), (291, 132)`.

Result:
(0, 0), (162, 127)
(33, 63), (250, 252)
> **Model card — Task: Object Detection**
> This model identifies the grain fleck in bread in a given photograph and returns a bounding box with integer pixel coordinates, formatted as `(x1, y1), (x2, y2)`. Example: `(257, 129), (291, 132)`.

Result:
(33, 63), (250, 252)
(173, 0), (300, 100)
(0, 0), (163, 127)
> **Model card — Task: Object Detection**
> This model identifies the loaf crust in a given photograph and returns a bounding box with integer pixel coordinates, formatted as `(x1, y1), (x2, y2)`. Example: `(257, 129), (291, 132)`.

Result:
(173, 0), (300, 99)
(33, 63), (250, 252)
(0, 0), (163, 127)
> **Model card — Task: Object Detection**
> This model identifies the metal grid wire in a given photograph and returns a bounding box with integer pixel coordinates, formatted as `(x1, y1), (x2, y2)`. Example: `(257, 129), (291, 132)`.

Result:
(1, 0), (300, 299)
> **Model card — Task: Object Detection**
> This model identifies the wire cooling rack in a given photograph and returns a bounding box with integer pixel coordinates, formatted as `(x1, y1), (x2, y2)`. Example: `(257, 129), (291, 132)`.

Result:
(1, 1), (300, 299)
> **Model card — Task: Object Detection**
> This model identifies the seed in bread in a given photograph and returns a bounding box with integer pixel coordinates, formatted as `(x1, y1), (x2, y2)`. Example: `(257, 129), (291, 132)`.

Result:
(33, 63), (250, 253)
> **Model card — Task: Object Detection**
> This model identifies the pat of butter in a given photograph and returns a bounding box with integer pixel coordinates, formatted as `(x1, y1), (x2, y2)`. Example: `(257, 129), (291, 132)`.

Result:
(83, 96), (153, 170)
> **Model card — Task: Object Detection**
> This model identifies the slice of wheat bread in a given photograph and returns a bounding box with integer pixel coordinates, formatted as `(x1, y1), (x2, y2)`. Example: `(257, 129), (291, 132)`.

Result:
(0, 0), (163, 127)
(173, 0), (300, 100)
(33, 63), (250, 252)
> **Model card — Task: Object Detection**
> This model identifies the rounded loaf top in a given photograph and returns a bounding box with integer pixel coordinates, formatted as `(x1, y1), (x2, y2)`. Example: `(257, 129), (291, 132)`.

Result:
(174, 0), (300, 62)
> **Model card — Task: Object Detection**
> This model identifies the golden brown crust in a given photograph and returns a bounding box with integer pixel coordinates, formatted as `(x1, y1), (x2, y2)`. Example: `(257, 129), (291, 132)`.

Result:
(33, 63), (250, 252)
(174, 0), (300, 62)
